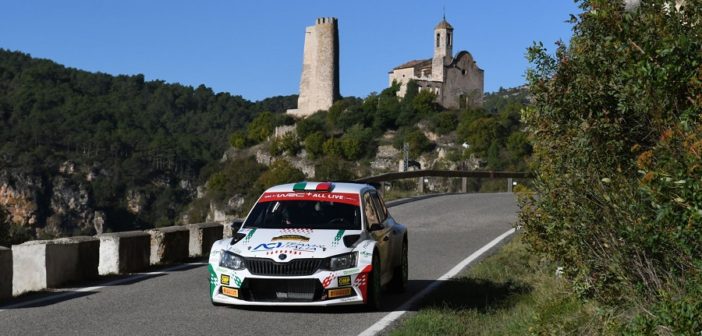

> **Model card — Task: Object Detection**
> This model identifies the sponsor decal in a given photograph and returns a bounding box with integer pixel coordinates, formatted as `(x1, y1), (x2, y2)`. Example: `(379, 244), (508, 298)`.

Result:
(278, 228), (314, 235)
(328, 287), (353, 299)
(258, 192), (360, 206)
(341, 268), (361, 275)
(243, 228), (257, 243)
(234, 275), (242, 287)
(331, 229), (345, 247)
(355, 265), (373, 301)
(252, 242), (325, 253)
(360, 251), (372, 258)
(272, 235), (310, 242)
(337, 275), (351, 286)
(221, 274), (230, 285)
(221, 287), (239, 298)
(322, 273), (336, 288)
(208, 264), (217, 297)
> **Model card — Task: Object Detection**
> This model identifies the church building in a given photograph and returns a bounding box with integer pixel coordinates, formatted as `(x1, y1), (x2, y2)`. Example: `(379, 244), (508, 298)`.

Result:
(388, 17), (484, 109)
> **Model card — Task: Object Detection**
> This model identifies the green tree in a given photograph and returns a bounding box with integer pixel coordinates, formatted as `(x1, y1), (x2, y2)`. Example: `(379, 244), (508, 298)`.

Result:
(314, 159), (355, 181)
(246, 111), (277, 143)
(322, 137), (343, 157)
(255, 160), (306, 191)
(340, 124), (375, 160)
(229, 130), (247, 149)
(304, 131), (326, 158)
(521, 1), (702, 331)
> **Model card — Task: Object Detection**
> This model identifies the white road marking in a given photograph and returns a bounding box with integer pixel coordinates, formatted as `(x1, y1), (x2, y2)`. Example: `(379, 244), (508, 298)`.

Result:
(357, 228), (516, 336)
(0, 262), (206, 311)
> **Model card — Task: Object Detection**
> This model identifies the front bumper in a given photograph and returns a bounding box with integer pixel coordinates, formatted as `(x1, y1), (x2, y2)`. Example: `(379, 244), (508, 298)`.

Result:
(209, 264), (371, 307)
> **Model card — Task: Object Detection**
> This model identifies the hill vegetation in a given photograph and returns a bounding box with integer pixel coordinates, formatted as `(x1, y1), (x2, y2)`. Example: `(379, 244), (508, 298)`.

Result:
(522, 0), (702, 332)
(190, 82), (532, 222)
(0, 48), (532, 245)
(0, 49), (295, 244)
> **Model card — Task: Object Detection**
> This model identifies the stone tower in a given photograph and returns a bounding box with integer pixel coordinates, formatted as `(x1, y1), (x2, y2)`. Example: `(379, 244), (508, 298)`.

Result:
(287, 17), (340, 118)
(432, 17), (453, 82)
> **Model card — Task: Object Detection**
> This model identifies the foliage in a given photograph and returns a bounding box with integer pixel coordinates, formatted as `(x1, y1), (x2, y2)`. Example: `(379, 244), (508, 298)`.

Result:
(228, 130), (248, 149)
(314, 158), (355, 181)
(0, 49), (285, 236)
(429, 111), (459, 135)
(521, 0), (702, 332)
(393, 127), (435, 157)
(340, 124), (376, 161)
(303, 131), (326, 159)
(296, 112), (326, 140)
(255, 160), (305, 191)
(322, 137), (343, 157)
(246, 111), (278, 143)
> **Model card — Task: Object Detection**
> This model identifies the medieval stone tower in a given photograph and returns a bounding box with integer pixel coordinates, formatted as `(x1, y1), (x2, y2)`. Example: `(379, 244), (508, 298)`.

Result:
(287, 17), (340, 118)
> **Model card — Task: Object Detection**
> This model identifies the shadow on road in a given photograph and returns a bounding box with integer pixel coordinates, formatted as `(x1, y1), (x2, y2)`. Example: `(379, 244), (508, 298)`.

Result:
(224, 277), (532, 314)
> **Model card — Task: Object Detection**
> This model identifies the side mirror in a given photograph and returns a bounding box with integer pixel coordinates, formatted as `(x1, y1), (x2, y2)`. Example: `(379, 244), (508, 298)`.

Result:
(231, 220), (244, 233)
(368, 223), (383, 232)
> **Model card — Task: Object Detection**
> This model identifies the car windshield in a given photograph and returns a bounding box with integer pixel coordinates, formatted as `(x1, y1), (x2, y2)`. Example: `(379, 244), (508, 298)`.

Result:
(243, 200), (361, 230)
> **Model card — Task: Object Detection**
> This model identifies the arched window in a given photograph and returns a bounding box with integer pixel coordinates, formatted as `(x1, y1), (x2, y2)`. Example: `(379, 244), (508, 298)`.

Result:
(436, 33), (440, 48)
(448, 33), (452, 47)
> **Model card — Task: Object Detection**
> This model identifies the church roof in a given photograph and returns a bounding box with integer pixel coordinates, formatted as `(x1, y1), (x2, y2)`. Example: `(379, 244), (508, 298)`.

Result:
(435, 19), (453, 30)
(392, 58), (432, 70)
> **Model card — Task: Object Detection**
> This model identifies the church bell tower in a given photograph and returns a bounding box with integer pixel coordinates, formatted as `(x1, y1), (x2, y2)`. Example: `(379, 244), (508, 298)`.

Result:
(432, 16), (453, 82)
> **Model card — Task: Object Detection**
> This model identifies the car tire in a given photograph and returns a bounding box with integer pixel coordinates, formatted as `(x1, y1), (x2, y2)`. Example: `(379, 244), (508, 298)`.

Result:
(365, 251), (382, 311)
(389, 239), (408, 293)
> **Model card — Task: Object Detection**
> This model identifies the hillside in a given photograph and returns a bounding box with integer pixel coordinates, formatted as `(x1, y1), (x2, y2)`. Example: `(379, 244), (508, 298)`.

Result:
(0, 49), (295, 245)
(0, 49), (531, 245)
(188, 81), (532, 223)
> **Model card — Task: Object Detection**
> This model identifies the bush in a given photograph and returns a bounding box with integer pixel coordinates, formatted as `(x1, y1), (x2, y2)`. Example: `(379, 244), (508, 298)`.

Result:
(314, 159), (355, 181)
(255, 160), (306, 191)
(304, 131), (325, 159)
(521, 0), (702, 331)
(340, 124), (375, 161)
(394, 127), (435, 157)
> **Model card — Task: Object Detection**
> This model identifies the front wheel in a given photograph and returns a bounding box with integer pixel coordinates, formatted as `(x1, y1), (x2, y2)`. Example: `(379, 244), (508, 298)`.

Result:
(389, 240), (408, 293)
(365, 252), (382, 310)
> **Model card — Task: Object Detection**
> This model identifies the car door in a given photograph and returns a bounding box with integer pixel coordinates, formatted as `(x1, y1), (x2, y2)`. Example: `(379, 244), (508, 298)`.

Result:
(363, 191), (393, 284)
(370, 191), (401, 269)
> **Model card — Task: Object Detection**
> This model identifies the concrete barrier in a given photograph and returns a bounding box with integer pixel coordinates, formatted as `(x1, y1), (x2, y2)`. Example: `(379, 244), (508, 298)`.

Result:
(98, 231), (150, 275)
(0, 247), (11, 300)
(187, 223), (223, 258)
(12, 236), (99, 296)
(148, 226), (189, 265)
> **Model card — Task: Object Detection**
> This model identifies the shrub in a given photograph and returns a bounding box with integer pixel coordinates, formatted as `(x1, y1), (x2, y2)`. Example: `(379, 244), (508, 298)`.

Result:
(521, 0), (702, 331)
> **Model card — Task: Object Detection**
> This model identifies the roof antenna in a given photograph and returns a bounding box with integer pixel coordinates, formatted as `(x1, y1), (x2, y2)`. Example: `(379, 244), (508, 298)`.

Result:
(443, 6), (446, 20)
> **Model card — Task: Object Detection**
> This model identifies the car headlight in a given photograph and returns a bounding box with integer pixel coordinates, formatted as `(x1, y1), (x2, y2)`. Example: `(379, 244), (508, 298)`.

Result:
(219, 251), (245, 270)
(328, 252), (357, 271)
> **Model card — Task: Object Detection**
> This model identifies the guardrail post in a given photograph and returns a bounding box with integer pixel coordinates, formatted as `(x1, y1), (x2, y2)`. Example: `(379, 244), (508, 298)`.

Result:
(0, 246), (11, 300)
(418, 177), (424, 193)
(508, 178), (513, 192)
(461, 177), (467, 193)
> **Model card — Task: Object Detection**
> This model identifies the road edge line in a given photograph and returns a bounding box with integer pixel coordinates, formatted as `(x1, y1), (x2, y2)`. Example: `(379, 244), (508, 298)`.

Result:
(357, 228), (516, 336)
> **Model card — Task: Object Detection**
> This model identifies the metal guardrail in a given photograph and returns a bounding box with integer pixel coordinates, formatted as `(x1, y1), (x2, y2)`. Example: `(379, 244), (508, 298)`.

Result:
(355, 170), (533, 183)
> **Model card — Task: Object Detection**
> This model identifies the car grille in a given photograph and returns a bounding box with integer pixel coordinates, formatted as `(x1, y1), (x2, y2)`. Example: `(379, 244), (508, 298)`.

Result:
(245, 278), (322, 302)
(245, 257), (322, 276)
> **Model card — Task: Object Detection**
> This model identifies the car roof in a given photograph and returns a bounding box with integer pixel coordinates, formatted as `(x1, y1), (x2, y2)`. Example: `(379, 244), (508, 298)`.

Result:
(264, 182), (374, 194)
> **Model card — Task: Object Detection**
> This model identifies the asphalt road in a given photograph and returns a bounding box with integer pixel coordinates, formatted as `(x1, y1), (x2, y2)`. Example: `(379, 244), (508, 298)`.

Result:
(0, 193), (518, 336)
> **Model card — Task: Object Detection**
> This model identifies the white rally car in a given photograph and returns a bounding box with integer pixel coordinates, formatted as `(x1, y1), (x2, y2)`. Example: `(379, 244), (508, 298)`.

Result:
(208, 182), (408, 308)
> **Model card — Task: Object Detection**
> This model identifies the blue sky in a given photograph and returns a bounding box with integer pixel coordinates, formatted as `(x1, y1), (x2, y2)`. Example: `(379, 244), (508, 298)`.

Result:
(0, 1), (580, 101)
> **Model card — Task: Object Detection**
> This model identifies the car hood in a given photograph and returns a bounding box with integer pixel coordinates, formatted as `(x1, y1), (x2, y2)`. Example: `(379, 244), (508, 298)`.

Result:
(226, 227), (363, 259)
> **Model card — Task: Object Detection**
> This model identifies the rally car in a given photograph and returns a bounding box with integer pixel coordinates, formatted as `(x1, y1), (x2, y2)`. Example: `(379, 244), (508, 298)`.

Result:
(208, 181), (408, 309)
